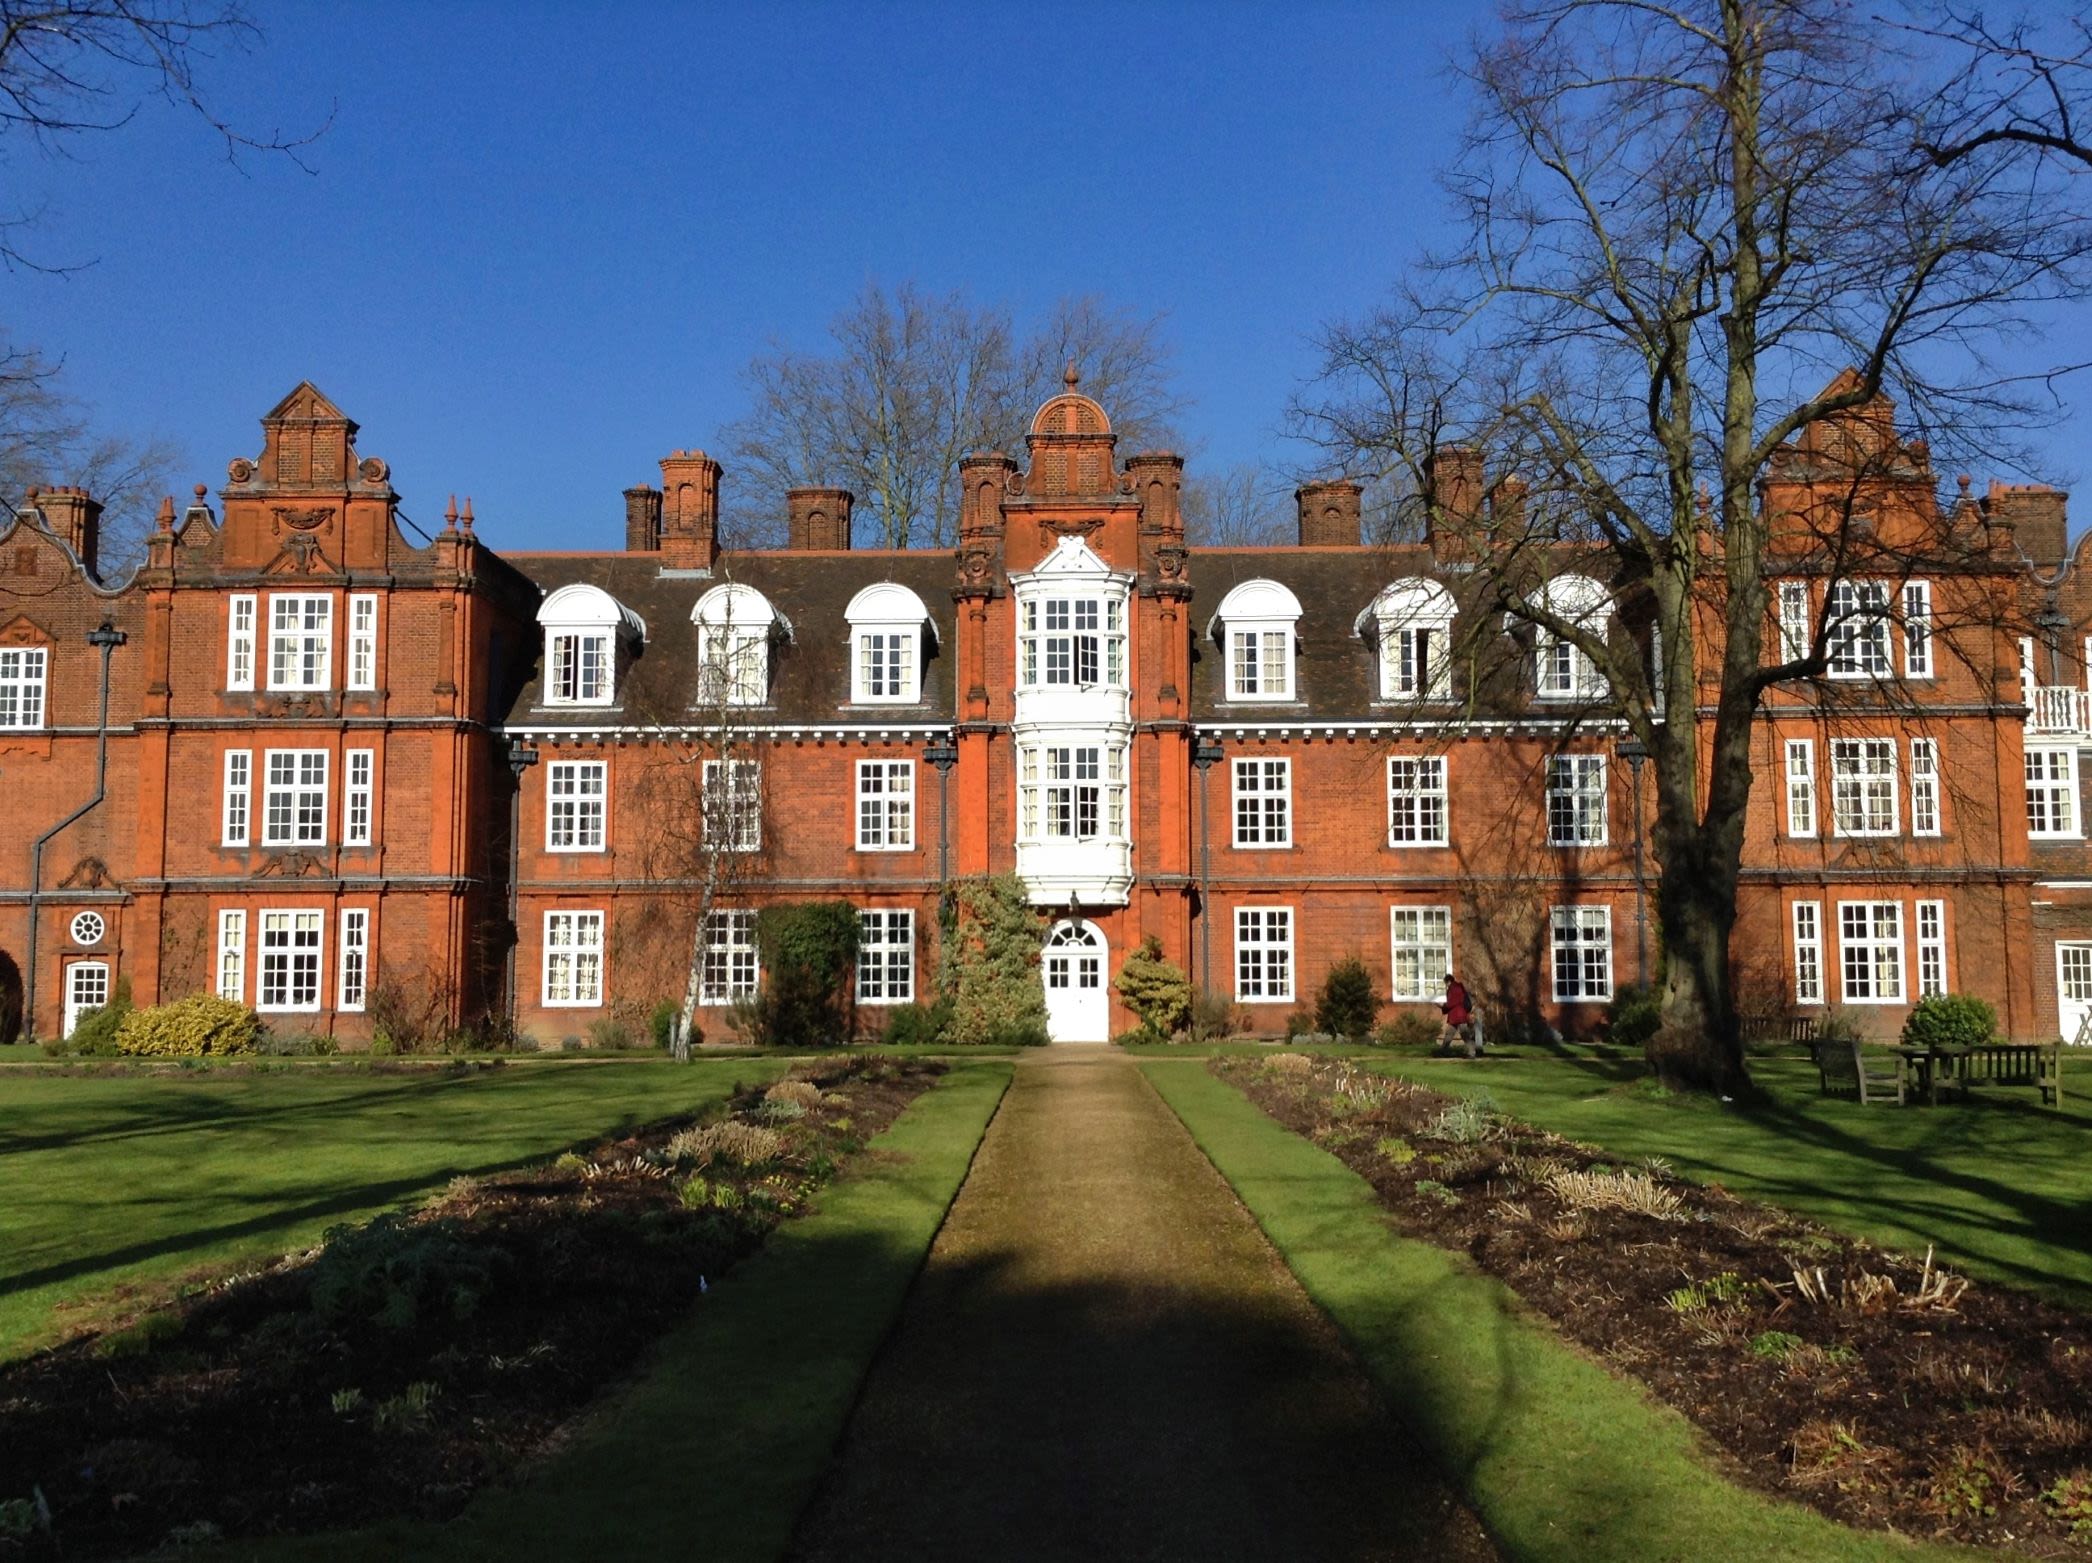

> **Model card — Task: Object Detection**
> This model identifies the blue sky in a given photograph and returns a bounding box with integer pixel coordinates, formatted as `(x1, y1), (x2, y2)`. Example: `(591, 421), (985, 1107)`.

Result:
(4, 1), (2088, 550)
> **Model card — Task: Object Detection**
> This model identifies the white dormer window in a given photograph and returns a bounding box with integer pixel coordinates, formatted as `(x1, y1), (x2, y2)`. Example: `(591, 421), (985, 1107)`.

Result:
(537, 583), (645, 708)
(1360, 579), (1456, 700)
(846, 583), (936, 704)
(1212, 579), (1304, 703)
(1530, 574), (1610, 702)
(692, 582), (782, 708)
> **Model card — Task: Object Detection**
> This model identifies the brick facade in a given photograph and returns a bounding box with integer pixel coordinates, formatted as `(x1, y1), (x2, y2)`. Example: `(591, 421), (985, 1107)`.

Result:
(1, 378), (2085, 1046)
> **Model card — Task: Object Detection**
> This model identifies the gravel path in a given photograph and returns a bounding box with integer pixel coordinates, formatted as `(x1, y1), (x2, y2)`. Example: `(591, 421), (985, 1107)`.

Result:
(789, 1047), (1497, 1562)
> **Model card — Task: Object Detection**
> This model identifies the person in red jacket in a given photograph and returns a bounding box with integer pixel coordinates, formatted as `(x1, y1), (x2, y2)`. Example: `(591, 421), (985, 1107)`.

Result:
(1440, 973), (1482, 1058)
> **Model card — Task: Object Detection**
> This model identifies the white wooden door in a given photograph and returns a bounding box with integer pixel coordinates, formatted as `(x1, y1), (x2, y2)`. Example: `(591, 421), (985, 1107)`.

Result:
(2058, 943), (2092, 1044)
(64, 961), (109, 1038)
(1042, 920), (1108, 1042)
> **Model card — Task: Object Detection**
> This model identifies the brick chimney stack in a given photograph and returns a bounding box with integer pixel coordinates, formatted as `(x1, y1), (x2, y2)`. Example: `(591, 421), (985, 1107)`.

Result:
(1424, 446), (1485, 559)
(1126, 451), (1186, 540)
(958, 451), (1017, 543)
(624, 485), (663, 552)
(30, 485), (102, 577)
(1986, 481), (2069, 569)
(656, 450), (722, 570)
(1295, 480), (1363, 546)
(785, 487), (854, 550)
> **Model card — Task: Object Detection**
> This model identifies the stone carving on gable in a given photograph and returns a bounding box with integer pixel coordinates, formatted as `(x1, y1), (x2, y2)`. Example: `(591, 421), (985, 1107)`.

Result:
(1154, 545), (1187, 581)
(271, 506), (334, 534)
(358, 457), (389, 484)
(0, 613), (51, 647)
(253, 851), (326, 879)
(1039, 516), (1106, 542)
(960, 547), (993, 587)
(227, 457), (256, 485)
(59, 856), (111, 890)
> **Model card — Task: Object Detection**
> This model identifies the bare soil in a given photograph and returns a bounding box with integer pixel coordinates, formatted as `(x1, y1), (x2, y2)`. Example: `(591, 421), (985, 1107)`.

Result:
(1219, 1053), (2092, 1558)
(0, 1055), (941, 1561)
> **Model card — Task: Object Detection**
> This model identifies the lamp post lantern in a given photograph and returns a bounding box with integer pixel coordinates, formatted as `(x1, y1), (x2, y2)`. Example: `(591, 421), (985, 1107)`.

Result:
(1615, 736), (1651, 990)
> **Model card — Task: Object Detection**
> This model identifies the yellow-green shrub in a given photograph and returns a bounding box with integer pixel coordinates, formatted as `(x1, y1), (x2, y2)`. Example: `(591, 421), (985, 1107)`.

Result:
(117, 994), (264, 1057)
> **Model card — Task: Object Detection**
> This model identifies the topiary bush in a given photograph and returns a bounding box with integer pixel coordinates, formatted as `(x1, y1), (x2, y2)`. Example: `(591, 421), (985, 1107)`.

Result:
(1315, 956), (1379, 1040)
(1901, 993), (1997, 1051)
(1113, 936), (1192, 1039)
(647, 998), (679, 1050)
(1605, 984), (1663, 1050)
(116, 994), (262, 1057)
(939, 874), (1049, 1045)
(751, 901), (861, 1048)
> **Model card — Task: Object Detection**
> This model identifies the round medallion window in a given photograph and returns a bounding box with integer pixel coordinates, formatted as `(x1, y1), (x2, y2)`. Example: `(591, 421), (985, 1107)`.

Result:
(70, 911), (105, 947)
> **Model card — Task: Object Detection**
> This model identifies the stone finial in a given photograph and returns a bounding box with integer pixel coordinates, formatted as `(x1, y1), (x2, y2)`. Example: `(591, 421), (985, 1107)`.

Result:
(1063, 361), (1080, 389)
(444, 494), (459, 530)
(157, 495), (177, 530)
(461, 497), (475, 532)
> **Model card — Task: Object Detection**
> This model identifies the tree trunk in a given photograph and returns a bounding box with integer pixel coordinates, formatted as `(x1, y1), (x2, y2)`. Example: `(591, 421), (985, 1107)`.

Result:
(1646, 834), (1750, 1096)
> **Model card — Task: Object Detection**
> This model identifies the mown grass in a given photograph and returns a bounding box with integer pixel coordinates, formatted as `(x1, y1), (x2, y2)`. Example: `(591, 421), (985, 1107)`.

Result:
(0, 1057), (788, 1359)
(210, 1058), (1014, 1563)
(1362, 1045), (2092, 1309)
(1143, 1059), (1984, 1563)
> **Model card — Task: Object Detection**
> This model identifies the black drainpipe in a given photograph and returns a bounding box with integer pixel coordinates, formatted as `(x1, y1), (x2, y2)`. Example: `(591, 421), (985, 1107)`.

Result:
(24, 621), (126, 1041)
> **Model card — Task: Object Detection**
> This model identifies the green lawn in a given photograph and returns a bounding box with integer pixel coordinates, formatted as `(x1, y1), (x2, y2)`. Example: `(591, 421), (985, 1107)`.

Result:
(1367, 1045), (2092, 1309)
(1145, 1060), (1981, 1563)
(0, 1057), (786, 1359)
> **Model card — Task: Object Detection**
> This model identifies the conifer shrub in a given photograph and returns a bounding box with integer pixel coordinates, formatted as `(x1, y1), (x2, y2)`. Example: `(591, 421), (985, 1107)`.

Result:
(1113, 936), (1192, 1039)
(66, 976), (132, 1057)
(751, 901), (861, 1047)
(879, 998), (951, 1046)
(1606, 984), (1663, 1050)
(1900, 993), (1997, 1051)
(1315, 956), (1379, 1040)
(116, 994), (262, 1057)
(939, 874), (1049, 1045)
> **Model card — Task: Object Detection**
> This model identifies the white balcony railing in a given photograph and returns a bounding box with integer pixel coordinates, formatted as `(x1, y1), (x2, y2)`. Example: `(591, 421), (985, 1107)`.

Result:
(2029, 685), (2092, 736)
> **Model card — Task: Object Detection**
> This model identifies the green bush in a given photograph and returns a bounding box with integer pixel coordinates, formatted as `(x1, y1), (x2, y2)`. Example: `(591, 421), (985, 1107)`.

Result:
(66, 976), (132, 1057)
(1284, 1009), (1316, 1040)
(1190, 988), (1236, 1041)
(1376, 1009), (1442, 1049)
(647, 999), (679, 1050)
(939, 874), (1048, 1045)
(1901, 993), (1997, 1051)
(116, 994), (262, 1057)
(1605, 984), (1662, 1050)
(881, 998), (951, 1046)
(1315, 956), (1379, 1040)
(306, 1212), (508, 1333)
(751, 901), (861, 1047)
(260, 1031), (338, 1057)
(1113, 936), (1192, 1039)
(586, 1015), (634, 1050)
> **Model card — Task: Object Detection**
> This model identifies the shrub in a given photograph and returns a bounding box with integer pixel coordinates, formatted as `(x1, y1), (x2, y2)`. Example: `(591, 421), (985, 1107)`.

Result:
(67, 976), (132, 1057)
(366, 974), (451, 1056)
(1189, 988), (1236, 1041)
(647, 999), (679, 1050)
(306, 1213), (506, 1332)
(879, 998), (949, 1046)
(116, 994), (262, 1057)
(666, 1120), (786, 1168)
(1113, 936), (1192, 1038)
(939, 874), (1048, 1045)
(1901, 993), (1997, 1051)
(1605, 984), (1662, 1050)
(260, 1031), (338, 1057)
(751, 901), (861, 1048)
(765, 1078), (824, 1109)
(586, 1015), (634, 1050)
(1814, 1009), (1863, 1046)
(1376, 1009), (1441, 1049)
(1315, 956), (1378, 1040)
(1283, 1009), (1316, 1040)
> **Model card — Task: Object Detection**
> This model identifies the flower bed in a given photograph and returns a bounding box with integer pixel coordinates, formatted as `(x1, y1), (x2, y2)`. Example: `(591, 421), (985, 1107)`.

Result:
(0, 1055), (942, 1560)
(1218, 1053), (2092, 1555)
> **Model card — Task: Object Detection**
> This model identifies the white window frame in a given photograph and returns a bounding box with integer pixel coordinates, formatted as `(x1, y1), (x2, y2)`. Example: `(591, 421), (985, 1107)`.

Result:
(1535, 627), (1607, 701)
(222, 749), (252, 847)
(267, 593), (333, 692)
(1020, 595), (1127, 690)
(257, 909), (324, 1013)
(853, 628), (921, 704)
(1382, 622), (1453, 701)
(347, 593), (378, 692)
(546, 759), (608, 853)
(1231, 758), (1292, 849)
(344, 748), (375, 848)
(1777, 580), (1810, 665)
(1826, 579), (1892, 679)
(856, 908), (914, 1004)
(547, 629), (613, 707)
(1916, 899), (1947, 999)
(1550, 905), (1613, 1001)
(1389, 906), (1453, 1001)
(1837, 900), (1905, 1004)
(0, 645), (47, 729)
(1909, 738), (1941, 838)
(855, 760), (916, 852)
(1387, 755), (1449, 847)
(698, 625), (769, 707)
(1234, 906), (1295, 1002)
(542, 909), (605, 1007)
(338, 908), (369, 1013)
(1829, 738), (1899, 837)
(701, 759), (762, 851)
(1546, 754), (1608, 846)
(1902, 581), (1933, 679)
(262, 749), (330, 847)
(1017, 743), (1127, 844)
(1227, 625), (1294, 701)
(699, 908), (759, 1004)
(1792, 900), (1824, 1005)
(227, 594), (257, 692)
(216, 908), (246, 1002)
(1785, 739), (1817, 838)
(2027, 746), (2081, 838)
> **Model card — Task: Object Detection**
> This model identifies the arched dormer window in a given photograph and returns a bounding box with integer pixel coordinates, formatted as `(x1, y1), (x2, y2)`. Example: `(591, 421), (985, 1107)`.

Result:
(846, 582), (935, 704)
(538, 584), (645, 708)
(692, 582), (784, 708)
(1530, 574), (1610, 702)
(1211, 579), (1304, 702)
(1358, 579), (1455, 701)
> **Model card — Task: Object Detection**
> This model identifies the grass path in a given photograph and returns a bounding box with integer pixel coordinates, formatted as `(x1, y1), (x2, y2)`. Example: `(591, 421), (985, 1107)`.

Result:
(0, 1058), (784, 1358)
(789, 1047), (1495, 1562)
(1143, 1059), (1986, 1563)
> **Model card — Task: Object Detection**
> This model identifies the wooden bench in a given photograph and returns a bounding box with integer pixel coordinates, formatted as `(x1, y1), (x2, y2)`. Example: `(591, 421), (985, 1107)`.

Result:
(1813, 1037), (1904, 1105)
(1950, 1042), (2064, 1107)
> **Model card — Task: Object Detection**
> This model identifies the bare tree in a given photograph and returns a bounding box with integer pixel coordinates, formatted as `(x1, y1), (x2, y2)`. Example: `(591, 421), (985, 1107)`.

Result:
(1909, 5), (2092, 171)
(0, 0), (328, 270)
(722, 283), (1188, 550)
(1182, 460), (1292, 546)
(1293, 0), (2092, 1094)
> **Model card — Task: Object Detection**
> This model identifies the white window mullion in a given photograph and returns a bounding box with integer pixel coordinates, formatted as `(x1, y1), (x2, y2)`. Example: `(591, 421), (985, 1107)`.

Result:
(1234, 907), (1295, 1001)
(1389, 906), (1453, 1001)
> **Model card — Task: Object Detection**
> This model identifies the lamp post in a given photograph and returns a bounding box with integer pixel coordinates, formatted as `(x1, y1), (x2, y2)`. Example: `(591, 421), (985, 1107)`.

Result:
(922, 736), (958, 930)
(504, 737), (539, 1030)
(1192, 735), (1225, 1004)
(1615, 736), (1650, 990)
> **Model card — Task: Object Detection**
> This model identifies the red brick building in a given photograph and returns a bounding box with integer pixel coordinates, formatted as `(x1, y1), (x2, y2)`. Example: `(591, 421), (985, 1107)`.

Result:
(2, 379), (2086, 1045)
